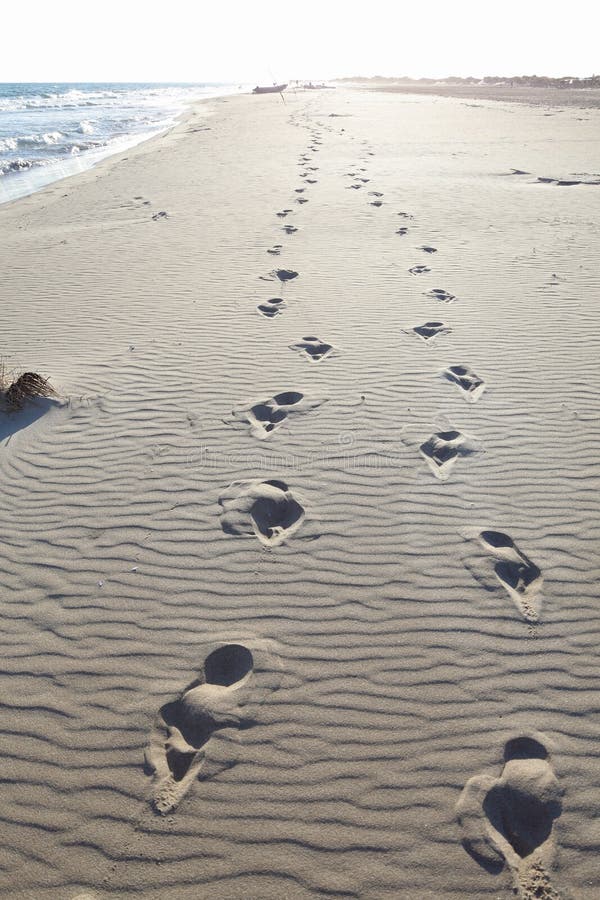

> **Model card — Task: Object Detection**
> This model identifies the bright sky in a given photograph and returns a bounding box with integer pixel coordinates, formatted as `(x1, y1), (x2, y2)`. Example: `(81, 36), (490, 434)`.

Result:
(3, 0), (599, 83)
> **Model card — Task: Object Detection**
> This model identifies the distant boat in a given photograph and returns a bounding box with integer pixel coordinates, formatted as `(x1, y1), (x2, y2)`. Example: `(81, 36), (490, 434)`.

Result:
(252, 83), (287, 94)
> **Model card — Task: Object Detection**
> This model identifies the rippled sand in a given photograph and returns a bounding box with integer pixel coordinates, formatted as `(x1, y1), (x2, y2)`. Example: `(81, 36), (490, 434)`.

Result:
(0, 87), (598, 899)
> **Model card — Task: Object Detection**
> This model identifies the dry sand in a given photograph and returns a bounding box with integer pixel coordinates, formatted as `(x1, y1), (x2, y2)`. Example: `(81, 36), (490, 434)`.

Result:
(344, 81), (600, 110)
(0, 86), (599, 899)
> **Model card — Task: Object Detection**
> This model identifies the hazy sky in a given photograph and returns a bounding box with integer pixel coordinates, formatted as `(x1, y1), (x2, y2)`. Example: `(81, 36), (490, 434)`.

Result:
(3, 0), (598, 82)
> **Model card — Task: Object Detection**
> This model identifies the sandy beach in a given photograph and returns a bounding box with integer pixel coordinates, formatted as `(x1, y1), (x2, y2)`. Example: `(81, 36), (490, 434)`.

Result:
(0, 86), (599, 899)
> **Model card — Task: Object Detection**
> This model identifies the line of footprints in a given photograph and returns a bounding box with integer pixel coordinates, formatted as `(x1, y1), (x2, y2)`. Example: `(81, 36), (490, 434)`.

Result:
(146, 112), (560, 899)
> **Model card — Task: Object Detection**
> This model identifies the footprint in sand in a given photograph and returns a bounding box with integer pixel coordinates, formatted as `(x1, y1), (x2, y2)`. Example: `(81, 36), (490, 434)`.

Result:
(457, 736), (563, 897)
(443, 365), (486, 403)
(419, 429), (475, 480)
(146, 643), (279, 815)
(370, 200), (383, 207)
(282, 224), (298, 235)
(409, 264), (431, 275)
(152, 210), (168, 221)
(276, 209), (293, 218)
(219, 479), (305, 547)
(427, 288), (456, 303)
(267, 244), (283, 256)
(368, 191), (383, 197)
(290, 336), (335, 362)
(396, 227), (409, 236)
(411, 321), (452, 341)
(231, 391), (324, 439)
(306, 179), (317, 184)
(476, 530), (543, 622)
(419, 245), (437, 254)
(257, 298), (286, 318)
(260, 269), (299, 284)
(348, 184), (362, 190)
(295, 188), (305, 194)
(296, 197), (309, 204)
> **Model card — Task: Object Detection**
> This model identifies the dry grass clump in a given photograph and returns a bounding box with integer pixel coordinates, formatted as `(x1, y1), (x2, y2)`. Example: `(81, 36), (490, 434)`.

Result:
(1, 365), (56, 411)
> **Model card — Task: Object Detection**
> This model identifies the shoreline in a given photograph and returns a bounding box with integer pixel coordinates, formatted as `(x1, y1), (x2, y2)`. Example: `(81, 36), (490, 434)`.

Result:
(0, 85), (244, 208)
(0, 86), (599, 899)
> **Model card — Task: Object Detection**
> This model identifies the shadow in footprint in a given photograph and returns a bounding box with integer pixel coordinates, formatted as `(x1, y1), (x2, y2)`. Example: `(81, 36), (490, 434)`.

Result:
(427, 288), (456, 303)
(457, 736), (562, 895)
(409, 264), (431, 275)
(290, 336), (335, 362)
(260, 269), (299, 284)
(411, 321), (451, 342)
(231, 390), (323, 439)
(443, 365), (486, 403)
(257, 298), (286, 318)
(419, 429), (475, 480)
(146, 644), (255, 814)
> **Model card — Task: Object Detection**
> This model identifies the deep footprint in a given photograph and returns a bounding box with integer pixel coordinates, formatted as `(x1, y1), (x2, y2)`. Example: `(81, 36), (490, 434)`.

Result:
(477, 530), (543, 622)
(219, 479), (306, 547)
(443, 365), (486, 402)
(409, 264), (431, 275)
(419, 429), (473, 480)
(145, 644), (256, 814)
(456, 736), (562, 895)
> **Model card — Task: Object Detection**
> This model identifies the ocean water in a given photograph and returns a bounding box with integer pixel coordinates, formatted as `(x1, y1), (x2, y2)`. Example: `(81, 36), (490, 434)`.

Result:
(0, 82), (240, 204)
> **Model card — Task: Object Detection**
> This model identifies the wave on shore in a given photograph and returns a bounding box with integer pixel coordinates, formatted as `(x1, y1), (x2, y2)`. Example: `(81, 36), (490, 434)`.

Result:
(0, 82), (241, 202)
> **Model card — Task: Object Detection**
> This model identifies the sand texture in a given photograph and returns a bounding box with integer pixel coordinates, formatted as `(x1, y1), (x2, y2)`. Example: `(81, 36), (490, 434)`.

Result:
(0, 87), (599, 899)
